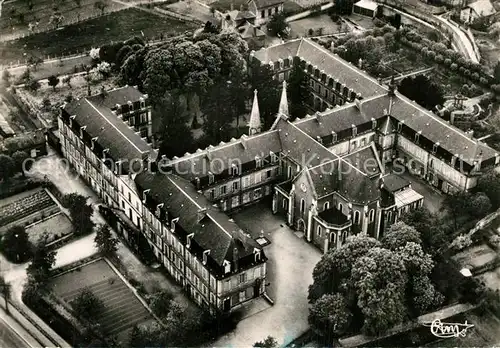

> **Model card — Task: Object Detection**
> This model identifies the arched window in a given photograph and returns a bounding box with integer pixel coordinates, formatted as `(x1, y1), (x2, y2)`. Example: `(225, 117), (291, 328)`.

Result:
(330, 232), (336, 244)
(317, 226), (322, 237)
(300, 199), (306, 214)
(338, 203), (343, 213)
(354, 211), (361, 224)
(287, 166), (292, 179)
(369, 209), (375, 223)
(387, 211), (393, 222)
(324, 202), (330, 211)
(342, 231), (348, 243)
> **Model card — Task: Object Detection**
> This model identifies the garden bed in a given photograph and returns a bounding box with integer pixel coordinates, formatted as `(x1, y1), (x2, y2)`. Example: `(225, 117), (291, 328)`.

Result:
(0, 8), (197, 64)
(25, 212), (73, 245)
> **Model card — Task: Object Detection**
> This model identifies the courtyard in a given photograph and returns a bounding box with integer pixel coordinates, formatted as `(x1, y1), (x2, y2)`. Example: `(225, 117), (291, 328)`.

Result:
(50, 258), (155, 343)
(212, 201), (321, 346)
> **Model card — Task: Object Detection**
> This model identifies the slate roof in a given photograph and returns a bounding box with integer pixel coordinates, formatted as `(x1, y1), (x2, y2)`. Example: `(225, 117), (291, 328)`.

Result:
(382, 173), (410, 192)
(64, 97), (151, 166)
(240, 22), (266, 39)
(86, 86), (146, 109)
(378, 115), (396, 135)
(390, 93), (497, 165)
(135, 172), (262, 266)
(235, 10), (256, 20)
(467, 0), (496, 16)
(318, 207), (350, 226)
(294, 94), (391, 138)
(249, 0), (284, 9)
(169, 130), (282, 181)
(253, 39), (387, 98)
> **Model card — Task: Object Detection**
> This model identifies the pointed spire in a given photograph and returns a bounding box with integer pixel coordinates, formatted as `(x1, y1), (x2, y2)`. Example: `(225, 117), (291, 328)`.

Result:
(248, 89), (261, 135)
(279, 80), (289, 117)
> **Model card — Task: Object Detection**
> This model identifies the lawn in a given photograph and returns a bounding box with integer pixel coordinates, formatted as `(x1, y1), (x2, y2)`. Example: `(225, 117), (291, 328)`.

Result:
(0, 8), (197, 64)
(25, 212), (73, 245)
(50, 258), (155, 344)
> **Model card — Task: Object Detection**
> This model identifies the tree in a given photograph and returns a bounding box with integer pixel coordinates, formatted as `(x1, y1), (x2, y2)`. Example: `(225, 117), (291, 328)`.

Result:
(49, 12), (64, 29)
(267, 12), (288, 37)
(26, 78), (41, 92)
(0, 154), (15, 181)
(71, 288), (103, 320)
(2, 70), (11, 86)
(288, 63), (309, 120)
(308, 235), (380, 303)
(94, 224), (118, 256)
(26, 240), (56, 284)
(115, 45), (133, 67)
(401, 207), (448, 255)
(12, 150), (29, 175)
(0, 276), (11, 315)
(253, 336), (279, 348)
(156, 92), (195, 158)
(62, 75), (72, 88)
(0, 226), (32, 263)
(476, 171), (500, 209)
(441, 191), (471, 230)
(469, 192), (491, 218)
(382, 221), (421, 250)
(494, 61), (500, 84)
(148, 290), (174, 319)
(210, 6), (216, 17)
(398, 75), (444, 110)
(47, 75), (60, 91)
(61, 193), (95, 236)
(352, 247), (407, 335)
(202, 80), (235, 143)
(309, 293), (352, 340)
(94, 0), (107, 15)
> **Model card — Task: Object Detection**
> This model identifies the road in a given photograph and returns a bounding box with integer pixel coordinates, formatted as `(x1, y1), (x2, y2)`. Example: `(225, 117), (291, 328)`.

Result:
(433, 15), (479, 64)
(0, 308), (39, 348)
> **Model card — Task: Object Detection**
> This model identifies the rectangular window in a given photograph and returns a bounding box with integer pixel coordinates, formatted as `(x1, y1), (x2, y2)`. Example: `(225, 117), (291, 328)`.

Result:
(239, 273), (247, 284)
(268, 8), (272, 16)
(255, 172), (261, 184)
(261, 10), (265, 17)
(220, 185), (227, 195)
(232, 181), (239, 191)
(266, 170), (271, 179)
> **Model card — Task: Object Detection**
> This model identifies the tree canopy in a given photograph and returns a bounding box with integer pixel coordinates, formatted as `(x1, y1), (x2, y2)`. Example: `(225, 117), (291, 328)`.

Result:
(62, 193), (95, 236)
(71, 287), (103, 320)
(288, 63), (309, 120)
(94, 224), (118, 256)
(398, 75), (444, 110)
(26, 240), (56, 284)
(0, 225), (32, 263)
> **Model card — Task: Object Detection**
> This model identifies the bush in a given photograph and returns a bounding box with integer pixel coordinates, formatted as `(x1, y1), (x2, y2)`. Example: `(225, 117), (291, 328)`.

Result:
(450, 234), (472, 252)
(489, 234), (500, 249)
(450, 63), (458, 71)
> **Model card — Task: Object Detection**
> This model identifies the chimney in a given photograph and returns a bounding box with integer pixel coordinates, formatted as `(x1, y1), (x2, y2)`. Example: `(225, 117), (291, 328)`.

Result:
(233, 247), (239, 271)
(197, 208), (207, 223)
(230, 2), (234, 10)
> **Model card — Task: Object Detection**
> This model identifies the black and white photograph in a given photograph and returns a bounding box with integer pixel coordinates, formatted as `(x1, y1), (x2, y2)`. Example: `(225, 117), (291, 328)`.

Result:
(0, 0), (499, 346)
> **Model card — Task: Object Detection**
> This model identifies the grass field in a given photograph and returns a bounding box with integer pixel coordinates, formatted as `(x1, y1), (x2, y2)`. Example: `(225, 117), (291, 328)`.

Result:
(0, 8), (197, 64)
(0, 0), (122, 38)
(25, 212), (73, 244)
(51, 259), (154, 343)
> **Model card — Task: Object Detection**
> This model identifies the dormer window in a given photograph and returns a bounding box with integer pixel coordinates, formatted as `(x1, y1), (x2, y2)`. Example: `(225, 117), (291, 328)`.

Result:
(371, 118), (376, 129)
(91, 137), (98, 150)
(398, 122), (403, 132)
(140, 97), (145, 109)
(352, 125), (357, 137)
(128, 101), (133, 112)
(414, 131), (420, 144)
(223, 260), (231, 274)
(255, 156), (262, 168)
(331, 131), (337, 143)
(231, 163), (239, 176)
(69, 115), (75, 128)
(156, 203), (163, 218)
(451, 154), (458, 166)
(79, 126), (86, 139)
(186, 233), (194, 248)
(270, 151), (277, 163)
(254, 248), (261, 262)
(195, 177), (200, 189)
(171, 217), (179, 231)
(142, 189), (150, 203)
(203, 250), (210, 265)
(432, 142), (439, 154)
(208, 172), (214, 185)
(317, 136), (323, 144)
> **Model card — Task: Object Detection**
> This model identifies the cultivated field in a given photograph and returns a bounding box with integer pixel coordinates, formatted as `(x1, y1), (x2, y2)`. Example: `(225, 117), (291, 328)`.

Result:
(51, 259), (155, 342)
(0, 8), (197, 64)
(25, 212), (73, 244)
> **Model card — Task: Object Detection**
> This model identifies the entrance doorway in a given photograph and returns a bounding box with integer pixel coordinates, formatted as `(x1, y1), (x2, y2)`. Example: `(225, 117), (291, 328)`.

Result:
(297, 219), (305, 232)
(223, 298), (231, 312)
(253, 279), (261, 298)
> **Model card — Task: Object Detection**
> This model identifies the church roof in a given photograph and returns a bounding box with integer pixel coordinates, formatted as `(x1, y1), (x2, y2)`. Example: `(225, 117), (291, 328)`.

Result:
(249, 0), (284, 9)
(248, 89), (262, 130)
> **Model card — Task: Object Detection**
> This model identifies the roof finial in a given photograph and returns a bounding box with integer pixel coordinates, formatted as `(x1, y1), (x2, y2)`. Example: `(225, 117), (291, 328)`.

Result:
(248, 89), (261, 135)
(278, 80), (289, 117)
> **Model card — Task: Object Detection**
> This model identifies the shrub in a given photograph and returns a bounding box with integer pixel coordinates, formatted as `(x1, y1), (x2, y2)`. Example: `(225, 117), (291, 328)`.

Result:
(450, 63), (458, 71)
(435, 54), (444, 63)
(450, 234), (472, 252)
(471, 72), (480, 81)
(464, 69), (471, 77)
(444, 58), (451, 66)
(490, 234), (500, 249)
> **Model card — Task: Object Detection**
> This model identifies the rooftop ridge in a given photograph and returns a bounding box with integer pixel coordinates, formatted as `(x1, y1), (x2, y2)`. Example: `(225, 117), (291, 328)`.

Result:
(84, 99), (148, 154)
(302, 38), (388, 91)
(168, 130), (280, 164)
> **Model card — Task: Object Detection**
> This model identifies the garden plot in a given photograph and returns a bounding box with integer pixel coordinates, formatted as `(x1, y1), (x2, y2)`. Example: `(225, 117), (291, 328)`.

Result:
(25, 212), (73, 245)
(51, 258), (155, 343)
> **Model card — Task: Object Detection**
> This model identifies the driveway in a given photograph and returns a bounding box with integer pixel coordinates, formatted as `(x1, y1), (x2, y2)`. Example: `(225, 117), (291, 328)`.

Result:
(212, 202), (322, 347)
